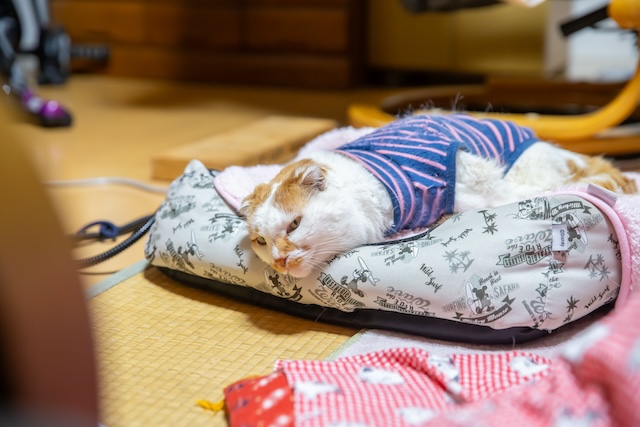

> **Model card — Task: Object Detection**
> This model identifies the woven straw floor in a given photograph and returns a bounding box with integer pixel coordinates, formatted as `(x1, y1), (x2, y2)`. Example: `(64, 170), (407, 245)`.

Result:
(89, 264), (357, 426)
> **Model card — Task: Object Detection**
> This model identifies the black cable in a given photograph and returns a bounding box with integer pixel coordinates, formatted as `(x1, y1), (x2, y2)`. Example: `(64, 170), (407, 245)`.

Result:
(399, 0), (499, 13)
(75, 214), (156, 269)
(560, 6), (609, 37)
(71, 215), (154, 243)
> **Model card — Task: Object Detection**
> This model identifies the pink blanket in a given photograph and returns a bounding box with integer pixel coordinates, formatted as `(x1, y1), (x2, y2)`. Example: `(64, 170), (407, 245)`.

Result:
(224, 281), (640, 426)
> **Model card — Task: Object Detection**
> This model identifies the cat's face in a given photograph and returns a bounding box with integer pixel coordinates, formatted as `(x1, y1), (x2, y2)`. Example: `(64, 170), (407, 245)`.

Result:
(240, 159), (350, 278)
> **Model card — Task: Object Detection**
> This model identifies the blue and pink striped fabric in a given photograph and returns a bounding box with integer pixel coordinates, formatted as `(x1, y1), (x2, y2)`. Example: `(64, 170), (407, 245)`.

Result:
(336, 114), (538, 233)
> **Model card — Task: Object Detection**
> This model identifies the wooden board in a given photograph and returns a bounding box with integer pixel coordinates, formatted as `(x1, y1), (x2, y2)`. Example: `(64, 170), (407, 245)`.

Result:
(151, 115), (337, 180)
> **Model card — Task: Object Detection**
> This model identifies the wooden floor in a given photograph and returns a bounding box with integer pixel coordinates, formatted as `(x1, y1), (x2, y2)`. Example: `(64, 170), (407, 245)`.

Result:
(10, 75), (400, 287)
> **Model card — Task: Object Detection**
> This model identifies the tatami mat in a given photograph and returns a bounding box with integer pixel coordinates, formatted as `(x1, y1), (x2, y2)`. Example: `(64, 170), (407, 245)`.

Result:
(89, 264), (357, 426)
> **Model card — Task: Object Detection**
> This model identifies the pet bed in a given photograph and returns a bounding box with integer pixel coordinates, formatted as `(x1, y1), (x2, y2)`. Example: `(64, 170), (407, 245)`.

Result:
(145, 128), (639, 345)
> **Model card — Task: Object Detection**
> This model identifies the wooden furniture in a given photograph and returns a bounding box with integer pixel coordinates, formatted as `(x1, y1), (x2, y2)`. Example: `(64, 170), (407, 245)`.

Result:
(50, 0), (367, 89)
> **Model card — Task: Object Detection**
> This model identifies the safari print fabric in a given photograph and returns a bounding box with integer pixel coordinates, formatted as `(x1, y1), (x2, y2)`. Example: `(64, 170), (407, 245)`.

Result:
(146, 160), (624, 332)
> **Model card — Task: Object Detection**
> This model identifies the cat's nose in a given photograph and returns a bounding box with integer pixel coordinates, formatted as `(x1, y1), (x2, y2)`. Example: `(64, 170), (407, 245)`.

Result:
(274, 257), (288, 269)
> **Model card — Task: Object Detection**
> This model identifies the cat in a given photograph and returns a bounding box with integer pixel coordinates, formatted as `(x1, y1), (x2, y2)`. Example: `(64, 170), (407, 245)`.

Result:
(239, 114), (637, 278)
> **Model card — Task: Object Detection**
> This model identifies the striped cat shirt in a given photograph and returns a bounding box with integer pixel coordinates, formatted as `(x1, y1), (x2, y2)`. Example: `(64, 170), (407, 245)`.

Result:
(335, 114), (539, 233)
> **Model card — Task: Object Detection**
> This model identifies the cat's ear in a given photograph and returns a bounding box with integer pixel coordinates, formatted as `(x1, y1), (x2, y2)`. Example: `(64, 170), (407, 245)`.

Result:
(238, 199), (251, 217)
(295, 161), (327, 193)
(239, 183), (269, 217)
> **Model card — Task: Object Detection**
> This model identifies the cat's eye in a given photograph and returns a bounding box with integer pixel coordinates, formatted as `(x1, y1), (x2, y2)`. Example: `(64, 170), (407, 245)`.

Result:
(287, 216), (302, 233)
(255, 236), (267, 245)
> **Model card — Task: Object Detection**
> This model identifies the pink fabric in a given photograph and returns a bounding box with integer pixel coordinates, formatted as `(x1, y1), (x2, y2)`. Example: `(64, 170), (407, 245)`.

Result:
(214, 164), (281, 210)
(277, 349), (554, 426)
(546, 174), (640, 309)
(226, 284), (640, 427)
(559, 186), (633, 309)
(611, 173), (640, 308)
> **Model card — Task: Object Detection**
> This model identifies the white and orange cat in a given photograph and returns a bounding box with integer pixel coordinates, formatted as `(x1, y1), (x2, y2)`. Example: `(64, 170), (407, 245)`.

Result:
(240, 116), (637, 278)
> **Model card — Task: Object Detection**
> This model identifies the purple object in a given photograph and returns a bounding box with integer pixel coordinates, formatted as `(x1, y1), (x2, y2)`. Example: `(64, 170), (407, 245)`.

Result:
(21, 87), (72, 127)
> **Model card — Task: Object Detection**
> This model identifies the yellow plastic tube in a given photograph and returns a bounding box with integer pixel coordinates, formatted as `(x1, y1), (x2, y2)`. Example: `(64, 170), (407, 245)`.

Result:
(609, 0), (640, 29)
(349, 53), (640, 142)
(467, 53), (640, 142)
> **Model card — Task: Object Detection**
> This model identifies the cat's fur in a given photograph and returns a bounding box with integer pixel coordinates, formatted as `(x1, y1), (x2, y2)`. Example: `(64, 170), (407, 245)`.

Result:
(240, 141), (637, 278)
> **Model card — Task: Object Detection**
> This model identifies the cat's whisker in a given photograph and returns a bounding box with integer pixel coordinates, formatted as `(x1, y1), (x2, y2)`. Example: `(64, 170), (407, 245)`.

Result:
(303, 262), (328, 271)
(313, 243), (346, 251)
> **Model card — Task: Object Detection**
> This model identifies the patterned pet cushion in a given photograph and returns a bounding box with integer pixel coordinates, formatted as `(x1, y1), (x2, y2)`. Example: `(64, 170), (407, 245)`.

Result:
(145, 160), (633, 344)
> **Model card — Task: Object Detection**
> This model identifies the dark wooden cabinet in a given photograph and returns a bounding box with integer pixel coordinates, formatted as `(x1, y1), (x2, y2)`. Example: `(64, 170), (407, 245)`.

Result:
(51, 0), (367, 88)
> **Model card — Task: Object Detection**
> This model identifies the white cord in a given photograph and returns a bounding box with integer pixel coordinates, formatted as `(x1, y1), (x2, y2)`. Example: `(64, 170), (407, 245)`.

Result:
(46, 177), (168, 194)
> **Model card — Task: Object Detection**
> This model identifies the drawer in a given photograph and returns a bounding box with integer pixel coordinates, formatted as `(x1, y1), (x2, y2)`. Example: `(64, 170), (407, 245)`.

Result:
(50, 0), (366, 88)
(51, 0), (242, 49)
(102, 45), (354, 88)
(246, 0), (349, 5)
(245, 7), (349, 53)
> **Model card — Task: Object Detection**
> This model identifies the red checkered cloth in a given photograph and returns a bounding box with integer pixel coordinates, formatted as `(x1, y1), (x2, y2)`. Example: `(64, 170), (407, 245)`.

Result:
(224, 290), (640, 427)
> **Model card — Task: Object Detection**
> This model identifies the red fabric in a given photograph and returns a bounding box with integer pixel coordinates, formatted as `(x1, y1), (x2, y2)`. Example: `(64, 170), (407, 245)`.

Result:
(225, 290), (640, 427)
(224, 371), (294, 427)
